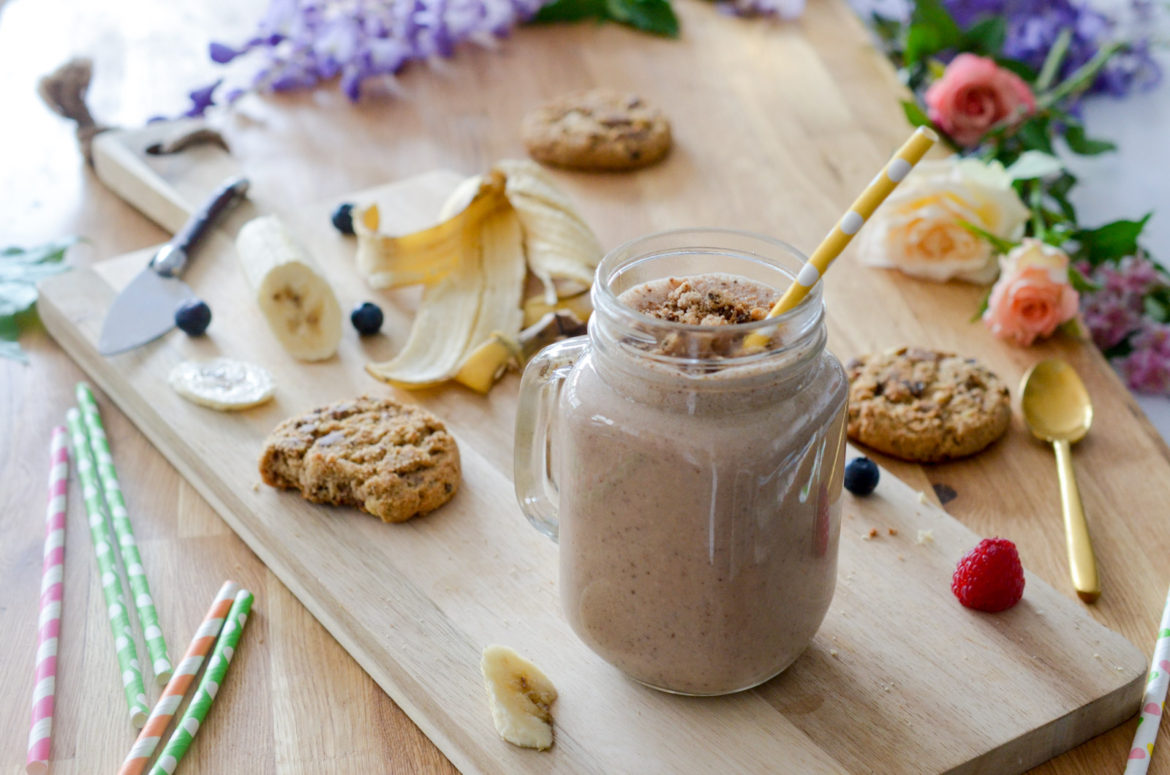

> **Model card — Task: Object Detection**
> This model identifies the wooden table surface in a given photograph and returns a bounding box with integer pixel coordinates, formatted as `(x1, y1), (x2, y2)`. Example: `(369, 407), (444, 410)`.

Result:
(2, 0), (1167, 773)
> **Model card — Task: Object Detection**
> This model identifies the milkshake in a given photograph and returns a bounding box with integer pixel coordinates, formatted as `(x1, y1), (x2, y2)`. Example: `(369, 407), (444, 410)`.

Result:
(514, 230), (848, 696)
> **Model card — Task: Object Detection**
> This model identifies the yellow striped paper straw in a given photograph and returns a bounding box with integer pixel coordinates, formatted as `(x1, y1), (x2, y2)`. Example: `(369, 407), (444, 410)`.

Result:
(745, 126), (938, 351)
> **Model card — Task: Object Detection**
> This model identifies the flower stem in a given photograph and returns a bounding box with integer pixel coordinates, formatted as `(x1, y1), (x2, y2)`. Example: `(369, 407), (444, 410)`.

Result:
(1036, 28), (1073, 93)
(1039, 41), (1126, 108)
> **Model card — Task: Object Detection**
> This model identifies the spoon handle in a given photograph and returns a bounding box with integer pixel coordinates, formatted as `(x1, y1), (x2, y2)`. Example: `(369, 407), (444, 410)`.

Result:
(1053, 438), (1100, 603)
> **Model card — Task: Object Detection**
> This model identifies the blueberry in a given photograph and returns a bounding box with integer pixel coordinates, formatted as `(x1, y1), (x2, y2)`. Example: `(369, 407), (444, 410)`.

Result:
(843, 456), (879, 496)
(174, 298), (212, 336)
(351, 302), (384, 335)
(331, 202), (356, 236)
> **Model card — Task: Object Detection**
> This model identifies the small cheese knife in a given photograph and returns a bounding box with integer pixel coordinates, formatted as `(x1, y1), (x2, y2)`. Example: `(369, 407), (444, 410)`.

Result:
(98, 177), (249, 355)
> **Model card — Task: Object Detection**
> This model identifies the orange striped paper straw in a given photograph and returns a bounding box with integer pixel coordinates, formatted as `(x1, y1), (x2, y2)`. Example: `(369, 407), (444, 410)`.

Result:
(117, 581), (239, 775)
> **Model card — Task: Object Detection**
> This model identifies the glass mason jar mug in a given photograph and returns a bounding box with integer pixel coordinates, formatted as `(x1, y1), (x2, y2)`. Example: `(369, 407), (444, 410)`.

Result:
(514, 229), (848, 696)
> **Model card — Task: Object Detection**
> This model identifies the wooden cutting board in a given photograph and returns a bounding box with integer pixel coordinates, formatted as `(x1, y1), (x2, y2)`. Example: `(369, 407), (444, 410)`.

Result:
(39, 159), (1147, 773)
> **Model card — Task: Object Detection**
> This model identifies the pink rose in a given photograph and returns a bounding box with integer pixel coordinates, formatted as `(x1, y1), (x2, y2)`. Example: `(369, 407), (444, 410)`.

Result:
(924, 54), (1037, 147)
(983, 240), (1080, 347)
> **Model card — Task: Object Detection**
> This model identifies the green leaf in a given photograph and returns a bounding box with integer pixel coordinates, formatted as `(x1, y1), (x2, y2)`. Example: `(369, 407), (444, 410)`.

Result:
(1076, 213), (1152, 264)
(1145, 294), (1170, 323)
(1067, 264), (1100, 294)
(1048, 172), (1079, 221)
(605, 0), (678, 37)
(959, 220), (1017, 255)
(904, 24), (944, 66)
(962, 17), (1006, 56)
(530, 0), (607, 23)
(971, 284), (993, 322)
(912, 0), (961, 44)
(871, 15), (904, 56)
(0, 237), (76, 362)
(532, 0), (677, 37)
(1064, 124), (1117, 156)
(0, 315), (25, 363)
(1059, 316), (1089, 340)
(995, 58), (1038, 81)
(0, 237), (77, 265)
(1015, 116), (1055, 154)
(1006, 150), (1064, 180)
(0, 264), (69, 283)
(0, 282), (38, 317)
(0, 339), (27, 363)
(900, 99), (933, 129)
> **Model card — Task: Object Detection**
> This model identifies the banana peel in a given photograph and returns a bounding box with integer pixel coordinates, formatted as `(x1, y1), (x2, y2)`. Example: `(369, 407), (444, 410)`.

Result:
(522, 290), (593, 329)
(367, 198), (525, 388)
(354, 171), (508, 289)
(361, 160), (602, 394)
(454, 310), (588, 393)
(496, 159), (603, 303)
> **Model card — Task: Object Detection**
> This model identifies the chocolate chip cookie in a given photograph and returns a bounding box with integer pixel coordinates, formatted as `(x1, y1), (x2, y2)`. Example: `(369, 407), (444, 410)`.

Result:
(846, 347), (1011, 463)
(259, 396), (460, 522)
(521, 89), (672, 171)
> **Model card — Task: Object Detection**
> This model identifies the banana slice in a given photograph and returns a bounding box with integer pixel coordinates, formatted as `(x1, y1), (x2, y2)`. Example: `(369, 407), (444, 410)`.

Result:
(168, 358), (275, 410)
(367, 189), (525, 388)
(354, 172), (508, 289)
(236, 215), (343, 361)
(481, 644), (557, 751)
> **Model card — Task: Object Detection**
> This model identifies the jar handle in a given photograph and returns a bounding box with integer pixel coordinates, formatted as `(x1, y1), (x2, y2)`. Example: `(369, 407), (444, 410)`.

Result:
(513, 336), (589, 542)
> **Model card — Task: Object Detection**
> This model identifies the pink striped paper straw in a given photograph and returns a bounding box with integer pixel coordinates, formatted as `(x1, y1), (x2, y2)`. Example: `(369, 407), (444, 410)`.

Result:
(27, 425), (69, 775)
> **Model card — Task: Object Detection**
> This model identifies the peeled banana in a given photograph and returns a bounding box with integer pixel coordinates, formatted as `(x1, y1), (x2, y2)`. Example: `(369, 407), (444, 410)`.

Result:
(237, 215), (343, 361)
(481, 644), (557, 751)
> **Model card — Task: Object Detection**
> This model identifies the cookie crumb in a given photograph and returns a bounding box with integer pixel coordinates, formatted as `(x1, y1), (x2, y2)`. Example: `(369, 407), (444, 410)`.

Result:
(861, 528), (879, 540)
(252, 481), (261, 492)
(829, 649), (839, 658)
(917, 490), (929, 504)
(887, 527), (898, 536)
(915, 529), (935, 545)
(640, 277), (774, 326)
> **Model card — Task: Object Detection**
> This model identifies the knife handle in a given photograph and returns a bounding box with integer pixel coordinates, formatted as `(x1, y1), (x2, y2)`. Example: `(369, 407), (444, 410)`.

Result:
(150, 176), (250, 277)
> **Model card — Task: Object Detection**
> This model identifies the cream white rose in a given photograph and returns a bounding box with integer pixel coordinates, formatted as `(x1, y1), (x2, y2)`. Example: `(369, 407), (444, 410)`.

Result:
(858, 158), (1028, 283)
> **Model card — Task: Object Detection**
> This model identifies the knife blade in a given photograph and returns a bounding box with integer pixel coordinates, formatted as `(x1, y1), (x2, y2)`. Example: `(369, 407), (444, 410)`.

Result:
(98, 177), (250, 355)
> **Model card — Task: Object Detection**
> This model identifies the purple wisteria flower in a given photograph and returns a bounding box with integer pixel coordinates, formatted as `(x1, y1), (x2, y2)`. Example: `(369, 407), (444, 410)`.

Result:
(848, 0), (1162, 98)
(1079, 255), (1160, 349)
(188, 0), (549, 114)
(1079, 255), (1170, 395)
(1116, 323), (1170, 394)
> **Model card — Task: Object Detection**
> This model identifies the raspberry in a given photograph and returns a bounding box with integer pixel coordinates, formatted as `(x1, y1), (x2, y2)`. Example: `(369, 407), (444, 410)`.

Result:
(951, 537), (1025, 612)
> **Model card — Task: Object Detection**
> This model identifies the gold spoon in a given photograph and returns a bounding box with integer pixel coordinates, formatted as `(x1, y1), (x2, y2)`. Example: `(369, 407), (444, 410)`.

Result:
(1020, 358), (1100, 603)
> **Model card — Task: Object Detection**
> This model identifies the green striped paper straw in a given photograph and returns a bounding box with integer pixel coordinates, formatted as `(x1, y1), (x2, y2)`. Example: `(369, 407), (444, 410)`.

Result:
(75, 384), (172, 685)
(149, 589), (253, 775)
(65, 409), (149, 728)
